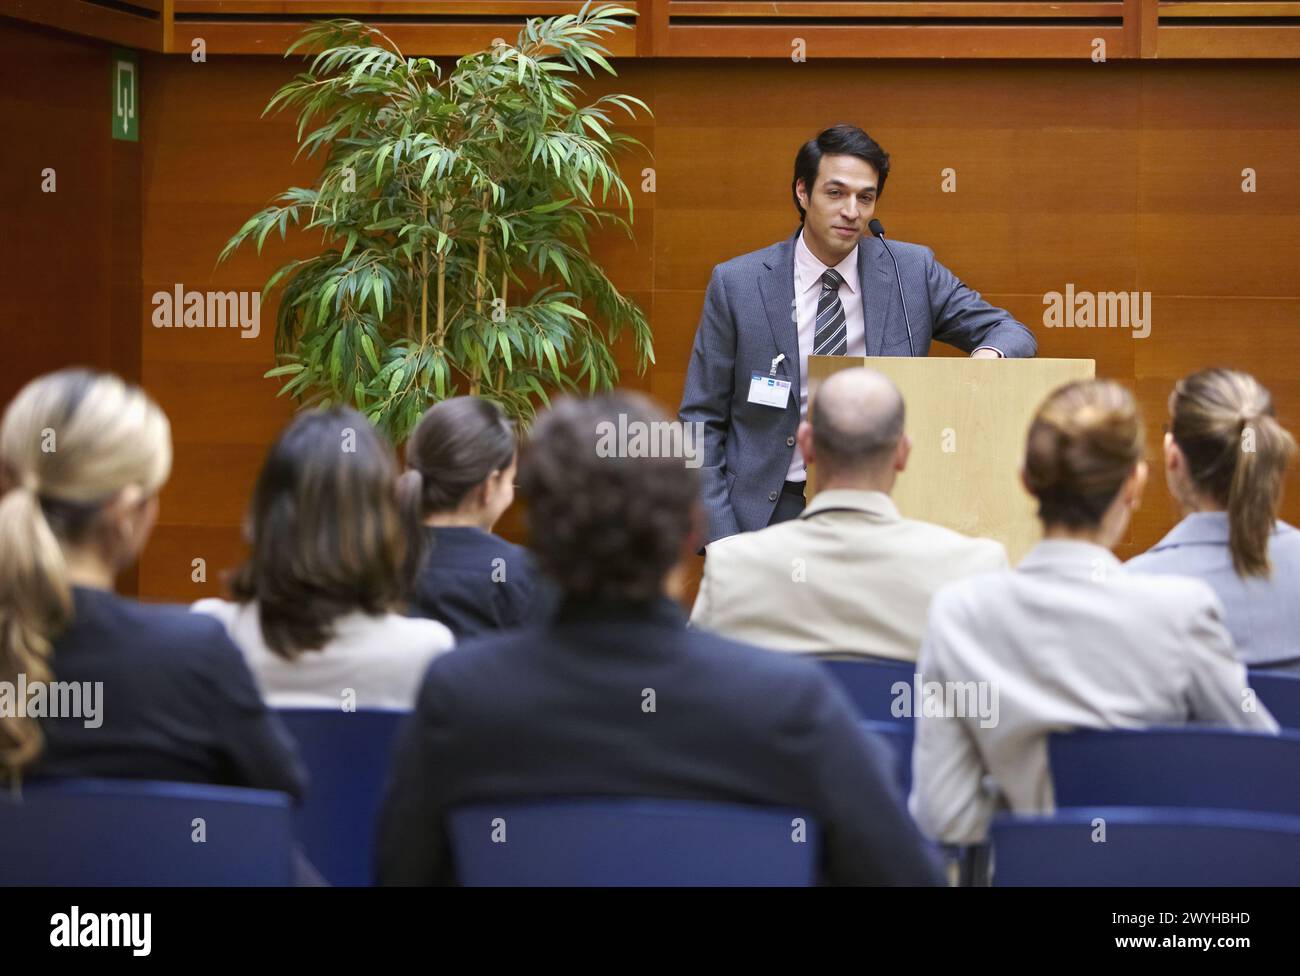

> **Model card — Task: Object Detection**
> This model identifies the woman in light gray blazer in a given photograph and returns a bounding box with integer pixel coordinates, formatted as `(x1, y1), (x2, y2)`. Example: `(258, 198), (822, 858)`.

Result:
(1127, 369), (1300, 672)
(909, 379), (1277, 846)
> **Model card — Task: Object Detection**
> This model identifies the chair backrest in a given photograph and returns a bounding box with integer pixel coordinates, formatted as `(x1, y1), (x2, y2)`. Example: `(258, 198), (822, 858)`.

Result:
(861, 719), (914, 793)
(818, 658), (915, 722)
(276, 708), (407, 886)
(1248, 671), (1300, 730)
(448, 798), (819, 886)
(992, 807), (1300, 885)
(0, 779), (292, 885)
(1049, 727), (1300, 816)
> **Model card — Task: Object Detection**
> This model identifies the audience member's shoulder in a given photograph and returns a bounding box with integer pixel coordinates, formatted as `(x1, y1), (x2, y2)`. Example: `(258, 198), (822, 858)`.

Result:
(1123, 547), (1165, 572)
(900, 517), (1007, 564)
(191, 596), (238, 625)
(929, 564), (1011, 614)
(704, 519), (797, 564)
(1272, 520), (1300, 550)
(418, 625), (527, 679)
(1123, 535), (1187, 572)
(687, 631), (853, 730)
(89, 591), (240, 665)
(1117, 565), (1224, 616)
(687, 624), (830, 684)
(499, 534), (538, 571)
(377, 611), (455, 653)
(98, 591), (226, 642)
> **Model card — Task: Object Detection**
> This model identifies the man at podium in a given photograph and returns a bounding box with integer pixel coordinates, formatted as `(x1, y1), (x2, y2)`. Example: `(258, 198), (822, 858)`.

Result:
(679, 124), (1037, 546)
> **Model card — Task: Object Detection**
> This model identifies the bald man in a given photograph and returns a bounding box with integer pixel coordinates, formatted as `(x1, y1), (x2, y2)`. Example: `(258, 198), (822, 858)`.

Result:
(690, 368), (1008, 660)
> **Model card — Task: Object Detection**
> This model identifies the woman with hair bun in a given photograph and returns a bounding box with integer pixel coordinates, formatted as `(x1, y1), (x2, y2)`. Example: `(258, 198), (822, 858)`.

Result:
(909, 379), (1276, 847)
(0, 369), (305, 796)
(1128, 368), (1300, 670)
(400, 397), (549, 639)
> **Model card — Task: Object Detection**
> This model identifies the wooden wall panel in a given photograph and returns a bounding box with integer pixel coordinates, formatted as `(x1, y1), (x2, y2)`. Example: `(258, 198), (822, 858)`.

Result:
(14, 0), (1300, 58)
(3, 33), (1297, 598)
(0, 20), (123, 403)
(0, 18), (144, 591)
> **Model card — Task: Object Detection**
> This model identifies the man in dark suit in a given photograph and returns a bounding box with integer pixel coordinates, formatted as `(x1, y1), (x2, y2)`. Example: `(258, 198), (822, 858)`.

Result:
(375, 391), (944, 886)
(679, 124), (1038, 546)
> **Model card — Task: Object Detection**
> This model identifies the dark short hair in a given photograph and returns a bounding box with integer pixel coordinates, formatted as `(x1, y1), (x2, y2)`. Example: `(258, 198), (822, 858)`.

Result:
(231, 407), (406, 659)
(401, 396), (517, 516)
(792, 124), (891, 223)
(518, 392), (699, 603)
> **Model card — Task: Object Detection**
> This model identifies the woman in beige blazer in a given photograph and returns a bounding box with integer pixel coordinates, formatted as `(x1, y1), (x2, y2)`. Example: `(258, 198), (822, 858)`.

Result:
(909, 379), (1278, 846)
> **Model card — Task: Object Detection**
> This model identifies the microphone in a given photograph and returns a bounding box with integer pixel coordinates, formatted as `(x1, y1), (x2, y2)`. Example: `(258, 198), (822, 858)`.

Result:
(868, 218), (915, 357)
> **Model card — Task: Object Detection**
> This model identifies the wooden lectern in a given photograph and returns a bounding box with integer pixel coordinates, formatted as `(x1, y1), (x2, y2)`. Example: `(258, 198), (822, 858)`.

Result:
(807, 356), (1095, 564)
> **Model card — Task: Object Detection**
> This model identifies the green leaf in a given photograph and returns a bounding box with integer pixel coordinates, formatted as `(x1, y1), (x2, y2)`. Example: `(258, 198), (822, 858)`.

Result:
(523, 373), (551, 407)
(531, 197), (574, 214)
(372, 270), (385, 319)
(360, 333), (381, 372)
(329, 330), (344, 385)
(552, 249), (571, 284)
(432, 355), (446, 398)
(319, 276), (341, 319)
(541, 338), (560, 379)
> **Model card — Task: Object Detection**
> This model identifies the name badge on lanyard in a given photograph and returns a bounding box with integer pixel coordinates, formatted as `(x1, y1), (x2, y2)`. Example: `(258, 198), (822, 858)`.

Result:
(747, 354), (791, 408)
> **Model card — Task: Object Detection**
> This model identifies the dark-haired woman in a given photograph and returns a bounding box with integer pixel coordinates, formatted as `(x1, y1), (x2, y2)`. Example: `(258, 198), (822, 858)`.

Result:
(194, 408), (453, 709)
(909, 379), (1277, 846)
(401, 396), (549, 639)
(1127, 369), (1300, 671)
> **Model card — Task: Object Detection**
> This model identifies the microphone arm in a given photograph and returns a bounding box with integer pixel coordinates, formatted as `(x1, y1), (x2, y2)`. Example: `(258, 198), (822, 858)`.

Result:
(869, 220), (915, 358)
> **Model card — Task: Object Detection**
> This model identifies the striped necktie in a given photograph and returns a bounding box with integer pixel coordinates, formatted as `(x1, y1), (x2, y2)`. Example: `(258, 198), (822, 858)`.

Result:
(812, 268), (848, 357)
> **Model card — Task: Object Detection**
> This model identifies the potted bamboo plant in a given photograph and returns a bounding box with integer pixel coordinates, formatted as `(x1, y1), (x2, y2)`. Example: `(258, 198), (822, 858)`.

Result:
(220, 3), (654, 438)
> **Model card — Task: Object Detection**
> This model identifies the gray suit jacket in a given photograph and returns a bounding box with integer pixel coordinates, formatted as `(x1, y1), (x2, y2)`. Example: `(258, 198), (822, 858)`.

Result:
(1126, 513), (1300, 672)
(909, 539), (1277, 845)
(679, 227), (1038, 546)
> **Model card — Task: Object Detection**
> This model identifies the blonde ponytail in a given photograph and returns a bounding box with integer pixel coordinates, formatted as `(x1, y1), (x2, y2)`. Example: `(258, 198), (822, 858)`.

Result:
(1170, 369), (1296, 579)
(0, 370), (171, 778)
(0, 485), (68, 773)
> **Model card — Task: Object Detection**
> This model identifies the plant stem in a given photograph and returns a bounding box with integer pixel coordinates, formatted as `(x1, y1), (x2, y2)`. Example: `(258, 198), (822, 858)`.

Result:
(420, 201), (429, 345)
(469, 189), (489, 396)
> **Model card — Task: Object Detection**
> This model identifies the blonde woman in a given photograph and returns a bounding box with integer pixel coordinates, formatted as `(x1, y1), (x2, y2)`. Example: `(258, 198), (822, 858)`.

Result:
(1128, 369), (1300, 670)
(909, 379), (1277, 846)
(0, 369), (305, 795)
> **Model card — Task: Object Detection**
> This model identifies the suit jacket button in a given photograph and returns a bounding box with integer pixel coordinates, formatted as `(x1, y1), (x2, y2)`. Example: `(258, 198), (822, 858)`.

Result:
(768, 490), (778, 502)
(786, 435), (796, 446)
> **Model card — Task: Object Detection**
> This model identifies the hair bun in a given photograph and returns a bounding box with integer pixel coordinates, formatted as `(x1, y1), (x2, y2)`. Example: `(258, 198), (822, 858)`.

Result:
(1023, 380), (1142, 528)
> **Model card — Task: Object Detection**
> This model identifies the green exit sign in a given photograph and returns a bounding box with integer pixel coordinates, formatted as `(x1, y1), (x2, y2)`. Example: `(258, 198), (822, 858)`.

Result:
(111, 49), (138, 142)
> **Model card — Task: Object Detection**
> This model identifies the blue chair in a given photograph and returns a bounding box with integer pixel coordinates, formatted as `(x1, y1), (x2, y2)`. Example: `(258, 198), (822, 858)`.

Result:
(819, 658), (916, 722)
(0, 779), (292, 885)
(992, 807), (1300, 886)
(861, 719), (914, 793)
(1050, 727), (1300, 817)
(276, 708), (407, 886)
(1248, 671), (1300, 730)
(448, 798), (819, 886)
